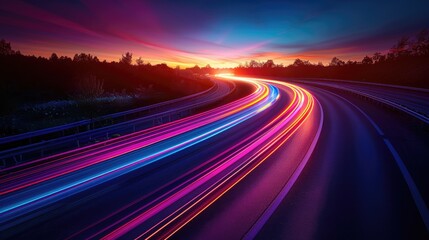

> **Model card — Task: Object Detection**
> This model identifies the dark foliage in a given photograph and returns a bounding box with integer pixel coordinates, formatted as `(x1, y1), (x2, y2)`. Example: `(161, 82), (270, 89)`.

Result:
(234, 29), (429, 88)
(0, 42), (212, 114)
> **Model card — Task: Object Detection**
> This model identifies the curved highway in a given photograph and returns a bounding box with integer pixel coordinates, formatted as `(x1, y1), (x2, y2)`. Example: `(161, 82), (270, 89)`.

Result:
(173, 77), (429, 240)
(0, 78), (235, 168)
(0, 75), (428, 239)
(251, 81), (429, 240)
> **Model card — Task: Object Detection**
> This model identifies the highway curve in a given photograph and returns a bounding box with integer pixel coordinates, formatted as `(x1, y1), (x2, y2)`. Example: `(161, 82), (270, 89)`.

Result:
(0, 75), (318, 239)
(253, 81), (429, 240)
(0, 78), (236, 167)
(172, 77), (429, 240)
(1, 75), (428, 239)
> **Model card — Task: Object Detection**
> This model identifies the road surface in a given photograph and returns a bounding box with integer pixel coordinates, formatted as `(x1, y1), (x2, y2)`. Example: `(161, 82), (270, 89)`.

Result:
(0, 78), (236, 168)
(0, 75), (428, 239)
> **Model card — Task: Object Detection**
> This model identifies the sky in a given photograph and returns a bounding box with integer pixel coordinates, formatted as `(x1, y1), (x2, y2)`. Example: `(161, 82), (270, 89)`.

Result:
(1, 0), (429, 67)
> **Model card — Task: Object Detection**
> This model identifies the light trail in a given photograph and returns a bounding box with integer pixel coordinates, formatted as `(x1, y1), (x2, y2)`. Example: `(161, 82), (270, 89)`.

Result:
(133, 75), (316, 239)
(0, 75), (319, 239)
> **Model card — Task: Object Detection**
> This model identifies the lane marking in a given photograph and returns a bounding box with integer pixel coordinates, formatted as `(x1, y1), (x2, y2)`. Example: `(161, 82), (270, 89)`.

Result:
(243, 98), (324, 240)
(384, 139), (429, 230)
(319, 88), (429, 232)
(299, 81), (429, 125)
(318, 88), (384, 136)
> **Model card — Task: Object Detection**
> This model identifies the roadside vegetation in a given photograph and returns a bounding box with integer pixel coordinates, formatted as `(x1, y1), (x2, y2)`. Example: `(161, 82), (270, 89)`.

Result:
(232, 29), (429, 88)
(2, 29), (428, 136)
(0, 41), (212, 136)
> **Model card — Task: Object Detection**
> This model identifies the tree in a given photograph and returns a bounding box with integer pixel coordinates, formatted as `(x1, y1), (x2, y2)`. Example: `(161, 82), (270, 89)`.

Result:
(0, 39), (14, 55)
(120, 52), (133, 65)
(263, 59), (275, 68)
(292, 58), (311, 67)
(329, 57), (345, 66)
(73, 53), (99, 62)
(361, 56), (373, 65)
(49, 53), (59, 61)
(414, 29), (429, 56)
(372, 52), (383, 63)
(390, 37), (411, 58)
(136, 57), (144, 66)
(59, 55), (72, 62)
(201, 64), (213, 74)
(248, 60), (261, 68)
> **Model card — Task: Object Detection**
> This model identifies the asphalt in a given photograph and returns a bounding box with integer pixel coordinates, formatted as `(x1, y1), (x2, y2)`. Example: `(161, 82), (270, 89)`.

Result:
(171, 81), (429, 240)
(2, 76), (428, 240)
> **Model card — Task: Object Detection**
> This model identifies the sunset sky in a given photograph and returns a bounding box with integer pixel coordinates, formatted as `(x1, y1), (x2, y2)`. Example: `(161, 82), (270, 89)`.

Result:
(1, 0), (428, 67)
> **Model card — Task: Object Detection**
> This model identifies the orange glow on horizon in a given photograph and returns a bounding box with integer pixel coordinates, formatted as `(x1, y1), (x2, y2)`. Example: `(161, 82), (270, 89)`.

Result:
(12, 41), (385, 69)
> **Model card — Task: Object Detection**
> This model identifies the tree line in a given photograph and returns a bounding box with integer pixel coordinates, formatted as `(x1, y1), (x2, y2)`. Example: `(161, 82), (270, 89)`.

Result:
(234, 29), (429, 88)
(0, 40), (212, 114)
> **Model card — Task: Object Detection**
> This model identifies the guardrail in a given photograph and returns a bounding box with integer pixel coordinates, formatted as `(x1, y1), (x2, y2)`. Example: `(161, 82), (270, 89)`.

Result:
(0, 81), (216, 149)
(0, 80), (236, 168)
(334, 86), (429, 124)
(294, 77), (429, 93)
(296, 80), (429, 124)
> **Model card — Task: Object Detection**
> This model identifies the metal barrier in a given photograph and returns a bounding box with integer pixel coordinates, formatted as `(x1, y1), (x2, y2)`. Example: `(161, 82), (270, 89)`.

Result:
(0, 79), (236, 169)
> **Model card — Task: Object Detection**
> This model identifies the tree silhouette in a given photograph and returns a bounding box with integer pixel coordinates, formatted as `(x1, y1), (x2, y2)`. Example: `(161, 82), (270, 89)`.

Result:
(346, 60), (357, 65)
(49, 53), (59, 61)
(361, 56), (373, 65)
(0, 39), (14, 55)
(136, 57), (144, 66)
(329, 57), (345, 66)
(390, 37), (411, 58)
(292, 58), (311, 67)
(372, 52), (383, 63)
(263, 60), (275, 68)
(73, 53), (99, 62)
(414, 29), (429, 56)
(120, 52), (133, 65)
(233, 29), (429, 88)
(248, 60), (261, 68)
(202, 64), (212, 73)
